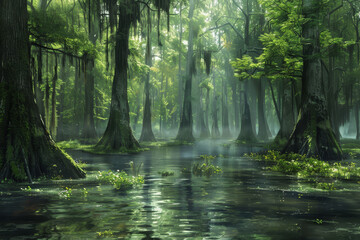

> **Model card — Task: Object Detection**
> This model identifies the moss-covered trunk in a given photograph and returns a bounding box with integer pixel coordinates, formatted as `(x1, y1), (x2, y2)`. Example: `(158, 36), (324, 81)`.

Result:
(0, 0), (85, 182)
(283, 0), (342, 160)
(96, 1), (139, 151)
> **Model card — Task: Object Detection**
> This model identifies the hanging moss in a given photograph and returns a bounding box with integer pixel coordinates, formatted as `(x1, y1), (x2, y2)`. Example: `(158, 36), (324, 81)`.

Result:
(204, 50), (212, 76)
(152, 0), (172, 46)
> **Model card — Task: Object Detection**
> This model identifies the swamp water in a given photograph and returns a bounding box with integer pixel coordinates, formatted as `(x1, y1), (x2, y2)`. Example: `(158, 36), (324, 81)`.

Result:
(1, 140), (360, 239)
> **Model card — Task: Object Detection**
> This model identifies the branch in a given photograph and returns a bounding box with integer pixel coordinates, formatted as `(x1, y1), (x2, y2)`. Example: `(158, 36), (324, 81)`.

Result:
(136, 0), (157, 12)
(329, 0), (343, 15)
(46, 0), (53, 9)
(31, 42), (82, 59)
(200, 22), (244, 40)
(232, 0), (247, 18)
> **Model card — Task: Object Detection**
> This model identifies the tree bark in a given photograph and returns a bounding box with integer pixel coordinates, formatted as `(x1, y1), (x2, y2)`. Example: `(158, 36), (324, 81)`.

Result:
(96, 1), (140, 151)
(275, 79), (295, 142)
(222, 76), (231, 138)
(257, 79), (268, 141)
(211, 74), (220, 138)
(283, 0), (342, 160)
(176, 0), (195, 142)
(0, 0), (85, 182)
(199, 88), (210, 138)
(82, 0), (98, 139)
(140, 8), (156, 142)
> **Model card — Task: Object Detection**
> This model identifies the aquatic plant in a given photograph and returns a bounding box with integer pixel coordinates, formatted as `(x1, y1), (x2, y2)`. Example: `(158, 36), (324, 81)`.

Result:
(82, 188), (88, 197)
(249, 150), (360, 190)
(21, 186), (32, 192)
(97, 230), (113, 238)
(158, 170), (174, 177)
(192, 155), (222, 177)
(96, 170), (144, 191)
(314, 219), (323, 225)
(59, 187), (73, 199)
(129, 161), (143, 176)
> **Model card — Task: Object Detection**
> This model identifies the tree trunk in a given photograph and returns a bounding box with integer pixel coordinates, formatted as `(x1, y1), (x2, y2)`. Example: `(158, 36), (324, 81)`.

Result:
(237, 81), (257, 142)
(35, 47), (45, 118)
(222, 77), (231, 138)
(96, 1), (140, 151)
(257, 79), (268, 141)
(57, 54), (67, 140)
(199, 88), (210, 138)
(0, 0), (84, 182)
(283, 0), (342, 160)
(82, 0), (98, 139)
(237, 92), (257, 142)
(356, 104), (360, 140)
(50, 55), (58, 140)
(82, 55), (97, 139)
(140, 9), (156, 142)
(232, 77), (240, 133)
(211, 74), (220, 138)
(275, 80), (295, 142)
(176, 0), (195, 142)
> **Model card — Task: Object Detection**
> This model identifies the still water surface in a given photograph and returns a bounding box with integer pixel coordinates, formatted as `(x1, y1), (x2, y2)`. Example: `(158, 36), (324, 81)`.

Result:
(1, 140), (360, 239)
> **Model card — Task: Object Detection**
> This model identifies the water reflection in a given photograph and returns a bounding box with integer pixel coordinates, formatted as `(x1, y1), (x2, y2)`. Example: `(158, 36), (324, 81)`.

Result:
(1, 140), (360, 239)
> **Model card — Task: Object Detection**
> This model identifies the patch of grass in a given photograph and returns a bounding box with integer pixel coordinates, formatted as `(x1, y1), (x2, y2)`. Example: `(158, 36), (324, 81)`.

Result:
(249, 150), (360, 190)
(192, 155), (222, 177)
(158, 170), (175, 177)
(96, 170), (144, 191)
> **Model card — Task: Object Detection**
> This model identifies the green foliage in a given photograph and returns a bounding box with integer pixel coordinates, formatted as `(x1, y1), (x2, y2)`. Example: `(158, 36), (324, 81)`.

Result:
(96, 170), (144, 191)
(192, 155), (222, 177)
(29, 7), (95, 56)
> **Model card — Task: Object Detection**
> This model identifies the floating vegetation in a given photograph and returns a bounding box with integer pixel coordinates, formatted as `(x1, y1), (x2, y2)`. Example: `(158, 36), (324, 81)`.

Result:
(97, 230), (113, 238)
(96, 170), (144, 191)
(59, 187), (73, 199)
(192, 155), (222, 177)
(158, 170), (174, 177)
(249, 150), (360, 190)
